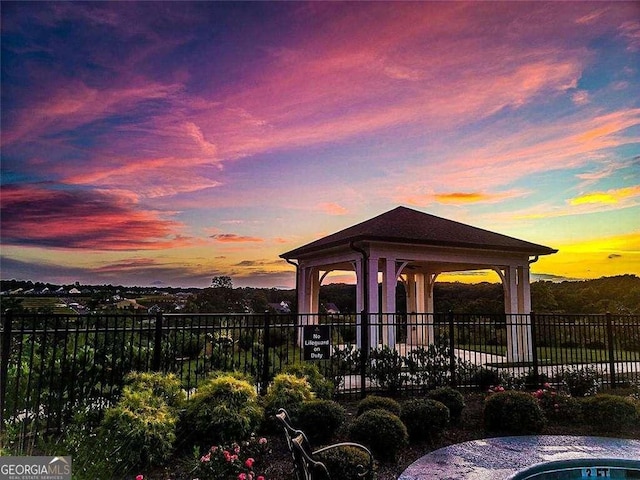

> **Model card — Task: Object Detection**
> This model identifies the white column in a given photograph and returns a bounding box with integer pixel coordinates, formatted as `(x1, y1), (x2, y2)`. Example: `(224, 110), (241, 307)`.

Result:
(505, 265), (532, 362)
(367, 256), (380, 348)
(297, 264), (309, 314)
(408, 272), (421, 345)
(353, 258), (365, 348)
(426, 272), (436, 344)
(406, 272), (417, 312)
(517, 264), (531, 314)
(353, 259), (365, 313)
(297, 265), (310, 346)
(381, 257), (397, 348)
(309, 268), (320, 316)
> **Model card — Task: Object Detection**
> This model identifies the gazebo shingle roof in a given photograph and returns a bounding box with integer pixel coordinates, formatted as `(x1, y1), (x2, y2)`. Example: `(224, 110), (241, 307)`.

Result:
(281, 206), (557, 258)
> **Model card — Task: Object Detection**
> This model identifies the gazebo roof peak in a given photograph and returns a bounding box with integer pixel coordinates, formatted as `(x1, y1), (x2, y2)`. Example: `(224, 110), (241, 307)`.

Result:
(281, 205), (557, 259)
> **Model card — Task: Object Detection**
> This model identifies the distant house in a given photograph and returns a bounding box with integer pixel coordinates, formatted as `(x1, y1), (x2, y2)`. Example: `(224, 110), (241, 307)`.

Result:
(69, 288), (81, 295)
(268, 301), (291, 314)
(324, 303), (341, 314)
(115, 299), (146, 310)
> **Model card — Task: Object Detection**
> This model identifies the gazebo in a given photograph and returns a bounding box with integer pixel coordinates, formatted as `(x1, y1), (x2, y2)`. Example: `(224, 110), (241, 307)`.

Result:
(280, 206), (557, 361)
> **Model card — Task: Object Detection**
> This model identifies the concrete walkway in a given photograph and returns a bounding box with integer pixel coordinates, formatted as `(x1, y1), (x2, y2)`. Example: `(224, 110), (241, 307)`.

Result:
(397, 436), (640, 480)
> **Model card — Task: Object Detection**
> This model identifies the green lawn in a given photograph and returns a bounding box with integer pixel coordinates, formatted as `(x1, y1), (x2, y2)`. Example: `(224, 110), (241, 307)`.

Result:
(462, 343), (640, 365)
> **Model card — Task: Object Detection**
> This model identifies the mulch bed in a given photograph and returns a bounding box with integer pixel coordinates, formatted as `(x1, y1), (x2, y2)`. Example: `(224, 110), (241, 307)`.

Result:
(150, 393), (640, 480)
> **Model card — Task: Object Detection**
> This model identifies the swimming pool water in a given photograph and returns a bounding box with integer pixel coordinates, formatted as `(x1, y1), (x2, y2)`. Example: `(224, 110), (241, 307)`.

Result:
(509, 459), (640, 480)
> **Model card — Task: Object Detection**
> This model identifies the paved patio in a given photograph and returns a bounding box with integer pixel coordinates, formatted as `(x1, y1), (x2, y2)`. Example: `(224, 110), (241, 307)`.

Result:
(397, 435), (640, 480)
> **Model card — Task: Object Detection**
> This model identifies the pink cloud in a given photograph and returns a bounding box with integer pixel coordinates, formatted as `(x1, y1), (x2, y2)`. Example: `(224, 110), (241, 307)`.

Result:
(4, 2), (637, 225)
(318, 203), (349, 215)
(404, 190), (529, 207)
(210, 234), (264, 243)
(1, 184), (192, 250)
(395, 107), (640, 198)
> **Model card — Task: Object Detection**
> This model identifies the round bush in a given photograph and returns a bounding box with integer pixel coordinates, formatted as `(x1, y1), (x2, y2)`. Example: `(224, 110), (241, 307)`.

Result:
(316, 445), (373, 480)
(579, 394), (638, 433)
(428, 387), (465, 422)
(296, 400), (346, 443)
(554, 366), (601, 397)
(348, 409), (408, 462)
(357, 395), (401, 417)
(100, 389), (177, 470)
(484, 391), (546, 434)
(471, 367), (501, 391)
(263, 373), (314, 428)
(400, 398), (449, 443)
(183, 374), (263, 445)
(124, 371), (185, 409)
(282, 363), (335, 399)
(536, 390), (582, 424)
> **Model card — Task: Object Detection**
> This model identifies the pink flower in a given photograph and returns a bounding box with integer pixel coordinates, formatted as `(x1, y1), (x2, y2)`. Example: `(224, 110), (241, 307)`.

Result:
(210, 446), (218, 452)
(257, 476), (265, 480)
(258, 437), (267, 445)
(200, 453), (211, 462)
(234, 444), (241, 454)
(224, 450), (232, 461)
(238, 474), (247, 480)
(136, 476), (144, 480)
(245, 457), (255, 468)
(543, 383), (551, 389)
(230, 454), (238, 462)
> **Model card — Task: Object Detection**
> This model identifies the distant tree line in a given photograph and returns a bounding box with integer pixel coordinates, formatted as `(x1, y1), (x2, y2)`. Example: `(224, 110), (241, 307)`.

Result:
(3, 274), (638, 315)
(185, 274), (639, 315)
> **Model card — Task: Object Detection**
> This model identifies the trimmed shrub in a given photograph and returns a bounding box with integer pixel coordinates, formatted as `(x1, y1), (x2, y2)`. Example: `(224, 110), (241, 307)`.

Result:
(316, 445), (374, 480)
(367, 346), (409, 394)
(554, 366), (602, 397)
(484, 391), (546, 434)
(400, 398), (449, 443)
(282, 363), (335, 399)
(99, 388), (177, 471)
(534, 388), (582, 424)
(296, 400), (346, 444)
(580, 394), (638, 433)
(124, 371), (185, 409)
(183, 374), (263, 445)
(470, 367), (501, 391)
(208, 369), (255, 384)
(428, 387), (465, 422)
(357, 395), (401, 417)
(348, 409), (408, 462)
(262, 373), (314, 428)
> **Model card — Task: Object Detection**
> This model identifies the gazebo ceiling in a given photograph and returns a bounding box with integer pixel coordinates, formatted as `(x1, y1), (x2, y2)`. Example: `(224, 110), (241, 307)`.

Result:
(281, 206), (557, 259)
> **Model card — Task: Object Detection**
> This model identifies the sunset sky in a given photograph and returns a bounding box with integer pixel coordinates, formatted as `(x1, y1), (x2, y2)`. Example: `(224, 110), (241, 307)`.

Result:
(1, 2), (639, 288)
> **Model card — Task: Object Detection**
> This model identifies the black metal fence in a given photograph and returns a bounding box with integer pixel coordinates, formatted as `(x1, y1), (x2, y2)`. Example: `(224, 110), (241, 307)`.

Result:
(1, 310), (639, 443)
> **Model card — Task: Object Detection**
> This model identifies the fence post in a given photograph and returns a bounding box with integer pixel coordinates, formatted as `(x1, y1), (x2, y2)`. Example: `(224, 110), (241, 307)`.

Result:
(261, 311), (271, 395)
(448, 310), (456, 388)
(606, 312), (617, 389)
(360, 309), (369, 399)
(530, 312), (539, 388)
(152, 311), (163, 371)
(0, 309), (13, 434)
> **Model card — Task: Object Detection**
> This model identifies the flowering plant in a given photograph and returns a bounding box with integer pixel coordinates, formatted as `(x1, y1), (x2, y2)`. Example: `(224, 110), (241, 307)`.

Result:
(486, 384), (505, 394)
(531, 382), (582, 423)
(192, 434), (270, 480)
